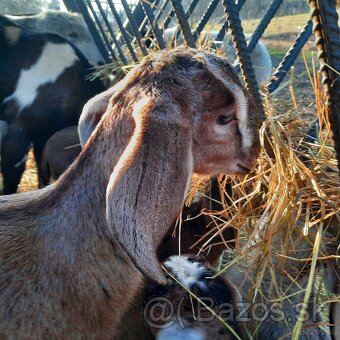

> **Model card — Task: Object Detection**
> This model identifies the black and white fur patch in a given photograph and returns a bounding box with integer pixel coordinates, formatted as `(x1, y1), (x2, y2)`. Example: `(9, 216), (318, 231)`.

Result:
(163, 255), (211, 290)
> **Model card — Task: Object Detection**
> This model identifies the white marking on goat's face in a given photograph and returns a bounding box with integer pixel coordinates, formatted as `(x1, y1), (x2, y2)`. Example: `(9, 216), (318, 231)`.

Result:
(204, 58), (252, 150)
(59, 14), (104, 66)
(4, 43), (78, 112)
(164, 255), (208, 290)
(191, 57), (259, 176)
(4, 26), (21, 45)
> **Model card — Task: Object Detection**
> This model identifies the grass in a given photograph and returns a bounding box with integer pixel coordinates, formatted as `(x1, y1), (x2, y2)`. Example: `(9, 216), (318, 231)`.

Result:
(241, 13), (311, 37)
(201, 12), (311, 37)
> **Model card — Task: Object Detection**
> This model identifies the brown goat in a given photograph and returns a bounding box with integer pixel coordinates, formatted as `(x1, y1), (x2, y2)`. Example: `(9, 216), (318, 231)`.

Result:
(0, 48), (260, 338)
(40, 126), (81, 183)
(41, 125), (231, 263)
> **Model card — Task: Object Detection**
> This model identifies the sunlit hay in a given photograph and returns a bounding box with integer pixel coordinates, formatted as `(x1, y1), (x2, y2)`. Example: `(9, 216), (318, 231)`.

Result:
(17, 149), (39, 193)
(87, 59), (135, 86)
(0, 149), (39, 194)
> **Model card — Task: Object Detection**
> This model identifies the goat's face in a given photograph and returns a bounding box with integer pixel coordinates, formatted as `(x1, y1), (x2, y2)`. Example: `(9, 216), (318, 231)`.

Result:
(189, 55), (260, 176)
(101, 48), (261, 284)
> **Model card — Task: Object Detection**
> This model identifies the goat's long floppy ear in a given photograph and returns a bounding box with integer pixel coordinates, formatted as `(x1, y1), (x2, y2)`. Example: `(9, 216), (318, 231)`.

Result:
(106, 98), (193, 284)
(78, 87), (116, 146)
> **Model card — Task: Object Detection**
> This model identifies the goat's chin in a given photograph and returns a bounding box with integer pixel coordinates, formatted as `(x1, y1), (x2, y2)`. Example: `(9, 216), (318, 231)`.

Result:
(195, 163), (253, 177)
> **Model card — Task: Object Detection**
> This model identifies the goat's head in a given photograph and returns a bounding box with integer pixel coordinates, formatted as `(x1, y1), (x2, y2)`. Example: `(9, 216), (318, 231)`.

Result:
(144, 254), (246, 339)
(37, 10), (105, 66)
(90, 48), (260, 284)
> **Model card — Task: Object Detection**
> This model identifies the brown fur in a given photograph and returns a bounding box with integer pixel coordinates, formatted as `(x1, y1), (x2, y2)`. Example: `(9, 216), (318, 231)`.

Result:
(0, 48), (260, 338)
(79, 86), (117, 146)
(40, 126), (81, 183)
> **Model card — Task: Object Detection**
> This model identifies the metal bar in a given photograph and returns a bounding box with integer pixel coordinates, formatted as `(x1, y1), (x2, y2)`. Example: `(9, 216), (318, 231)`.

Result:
(194, 0), (220, 39)
(170, 0), (196, 47)
(107, 0), (138, 62)
(163, 0), (199, 33)
(76, 0), (112, 63)
(215, 0), (246, 43)
(85, 0), (117, 61)
(164, 0), (198, 30)
(215, 21), (228, 43)
(120, 1), (143, 39)
(163, 3), (176, 29)
(222, 0), (265, 122)
(131, 1), (146, 28)
(63, 0), (81, 13)
(93, 0), (127, 64)
(138, 0), (162, 37)
(185, 0), (201, 18)
(267, 20), (313, 93)
(247, 0), (284, 54)
(308, 0), (340, 173)
(155, 0), (171, 24)
(141, 0), (167, 49)
(86, 0), (118, 60)
(171, 0), (201, 43)
(131, 0), (166, 52)
(121, 0), (148, 55)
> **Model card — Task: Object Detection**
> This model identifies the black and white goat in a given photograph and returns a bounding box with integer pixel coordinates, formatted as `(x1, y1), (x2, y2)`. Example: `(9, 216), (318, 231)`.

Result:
(0, 15), (105, 194)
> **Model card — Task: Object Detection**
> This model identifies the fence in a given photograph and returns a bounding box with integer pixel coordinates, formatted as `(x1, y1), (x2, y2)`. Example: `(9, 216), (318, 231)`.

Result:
(63, 0), (340, 172)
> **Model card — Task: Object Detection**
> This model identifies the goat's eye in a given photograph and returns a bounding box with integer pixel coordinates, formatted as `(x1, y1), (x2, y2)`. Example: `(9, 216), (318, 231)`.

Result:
(217, 114), (233, 125)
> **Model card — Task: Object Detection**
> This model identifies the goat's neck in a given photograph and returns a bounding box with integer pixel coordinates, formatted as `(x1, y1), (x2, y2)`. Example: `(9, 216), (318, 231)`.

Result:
(0, 114), (142, 334)
(53, 114), (135, 227)
(29, 114), (137, 278)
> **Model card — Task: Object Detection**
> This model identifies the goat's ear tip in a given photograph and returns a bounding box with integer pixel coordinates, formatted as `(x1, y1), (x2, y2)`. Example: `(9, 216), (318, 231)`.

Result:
(135, 258), (167, 285)
(152, 273), (167, 286)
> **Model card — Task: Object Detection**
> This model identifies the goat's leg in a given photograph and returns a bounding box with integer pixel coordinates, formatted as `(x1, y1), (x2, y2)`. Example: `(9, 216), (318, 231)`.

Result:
(33, 139), (48, 188)
(1, 129), (30, 194)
